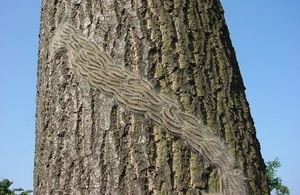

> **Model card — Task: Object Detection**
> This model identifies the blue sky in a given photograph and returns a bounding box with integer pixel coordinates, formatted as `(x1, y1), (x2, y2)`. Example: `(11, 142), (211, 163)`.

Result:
(0, 0), (299, 194)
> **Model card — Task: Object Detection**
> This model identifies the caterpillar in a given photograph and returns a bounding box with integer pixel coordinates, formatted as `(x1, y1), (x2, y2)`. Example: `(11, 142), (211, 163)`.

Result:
(51, 23), (248, 195)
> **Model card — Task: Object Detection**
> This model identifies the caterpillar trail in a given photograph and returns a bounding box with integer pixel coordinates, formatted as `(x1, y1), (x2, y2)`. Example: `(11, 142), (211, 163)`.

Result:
(51, 23), (249, 195)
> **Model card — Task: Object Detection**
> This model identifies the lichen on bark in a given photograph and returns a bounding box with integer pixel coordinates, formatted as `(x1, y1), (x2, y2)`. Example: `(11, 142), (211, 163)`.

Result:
(34, 0), (269, 194)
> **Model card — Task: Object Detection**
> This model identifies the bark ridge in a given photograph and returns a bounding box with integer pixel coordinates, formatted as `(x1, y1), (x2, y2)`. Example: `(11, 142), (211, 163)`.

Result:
(51, 23), (249, 195)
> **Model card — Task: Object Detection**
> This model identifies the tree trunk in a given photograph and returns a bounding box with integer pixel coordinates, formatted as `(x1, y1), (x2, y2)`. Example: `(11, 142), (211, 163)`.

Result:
(34, 0), (269, 194)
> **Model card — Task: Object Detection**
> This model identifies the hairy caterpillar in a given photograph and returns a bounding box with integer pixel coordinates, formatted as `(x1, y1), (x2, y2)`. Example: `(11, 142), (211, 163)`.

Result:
(51, 23), (249, 195)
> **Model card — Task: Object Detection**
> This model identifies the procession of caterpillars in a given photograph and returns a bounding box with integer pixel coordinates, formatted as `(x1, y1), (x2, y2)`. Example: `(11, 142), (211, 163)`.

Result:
(51, 23), (249, 195)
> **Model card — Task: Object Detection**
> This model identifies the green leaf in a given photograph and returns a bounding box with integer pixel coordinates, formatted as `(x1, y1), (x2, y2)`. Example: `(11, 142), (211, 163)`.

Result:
(265, 158), (290, 195)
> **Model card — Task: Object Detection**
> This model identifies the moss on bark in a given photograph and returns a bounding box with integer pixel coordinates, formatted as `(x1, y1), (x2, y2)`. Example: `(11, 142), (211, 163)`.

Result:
(34, 0), (269, 194)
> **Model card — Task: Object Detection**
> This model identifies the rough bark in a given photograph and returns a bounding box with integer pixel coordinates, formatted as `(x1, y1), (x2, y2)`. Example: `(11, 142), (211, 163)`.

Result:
(34, 0), (269, 194)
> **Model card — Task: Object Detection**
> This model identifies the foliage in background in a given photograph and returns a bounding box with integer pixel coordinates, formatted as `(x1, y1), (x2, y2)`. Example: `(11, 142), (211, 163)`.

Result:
(0, 179), (32, 195)
(266, 158), (289, 195)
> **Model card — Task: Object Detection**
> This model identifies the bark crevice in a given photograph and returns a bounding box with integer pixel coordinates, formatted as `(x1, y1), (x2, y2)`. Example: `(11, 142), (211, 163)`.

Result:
(34, 0), (269, 194)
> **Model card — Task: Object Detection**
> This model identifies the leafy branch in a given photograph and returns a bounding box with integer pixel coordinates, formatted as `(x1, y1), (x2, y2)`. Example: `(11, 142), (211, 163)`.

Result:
(266, 158), (289, 195)
(0, 179), (32, 195)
